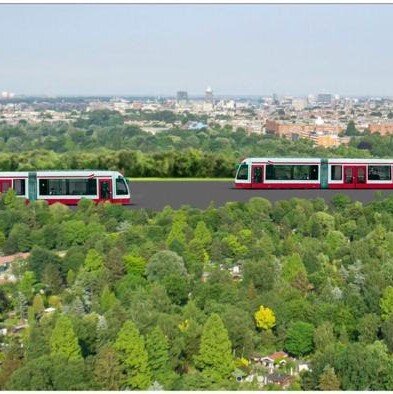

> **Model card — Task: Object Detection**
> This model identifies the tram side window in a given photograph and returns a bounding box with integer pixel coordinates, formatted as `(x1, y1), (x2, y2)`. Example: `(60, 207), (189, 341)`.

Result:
(236, 164), (249, 180)
(331, 165), (342, 181)
(265, 165), (318, 180)
(368, 165), (391, 181)
(39, 179), (49, 195)
(39, 178), (97, 196)
(68, 179), (97, 195)
(13, 179), (26, 196)
(116, 177), (128, 195)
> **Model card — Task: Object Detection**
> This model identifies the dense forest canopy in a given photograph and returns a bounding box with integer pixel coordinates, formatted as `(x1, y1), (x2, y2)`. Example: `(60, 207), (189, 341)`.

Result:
(1, 190), (393, 389)
(0, 110), (392, 177)
(2, 111), (393, 390)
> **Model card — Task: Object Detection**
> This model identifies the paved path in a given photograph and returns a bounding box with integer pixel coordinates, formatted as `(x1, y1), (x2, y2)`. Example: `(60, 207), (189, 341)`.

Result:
(128, 181), (393, 210)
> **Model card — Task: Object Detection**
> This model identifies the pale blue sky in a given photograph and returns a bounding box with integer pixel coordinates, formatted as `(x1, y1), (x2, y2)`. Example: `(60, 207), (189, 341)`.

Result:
(0, 4), (392, 96)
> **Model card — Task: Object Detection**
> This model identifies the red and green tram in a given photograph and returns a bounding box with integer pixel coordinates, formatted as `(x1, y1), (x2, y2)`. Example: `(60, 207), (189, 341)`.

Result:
(235, 158), (393, 189)
(0, 170), (131, 205)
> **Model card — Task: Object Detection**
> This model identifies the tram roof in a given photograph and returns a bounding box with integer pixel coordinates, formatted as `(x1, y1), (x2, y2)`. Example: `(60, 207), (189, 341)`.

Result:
(242, 158), (322, 164)
(0, 170), (123, 178)
(242, 158), (393, 165)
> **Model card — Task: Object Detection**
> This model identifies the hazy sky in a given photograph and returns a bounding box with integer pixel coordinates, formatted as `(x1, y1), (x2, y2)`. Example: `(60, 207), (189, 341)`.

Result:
(1, 4), (392, 96)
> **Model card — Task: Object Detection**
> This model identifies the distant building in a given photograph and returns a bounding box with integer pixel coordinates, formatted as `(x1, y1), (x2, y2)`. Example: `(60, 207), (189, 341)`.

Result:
(265, 119), (344, 147)
(368, 122), (393, 135)
(176, 91), (188, 104)
(1, 91), (14, 100)
(292, 98), (307, 111)
(205, 86), (214, 103)
(317, 93), (333, 106)
(187, 121), (207, 130)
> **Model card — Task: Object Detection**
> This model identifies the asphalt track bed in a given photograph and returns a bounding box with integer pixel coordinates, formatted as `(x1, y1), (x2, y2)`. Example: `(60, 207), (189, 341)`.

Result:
(128, 181), (393, 210)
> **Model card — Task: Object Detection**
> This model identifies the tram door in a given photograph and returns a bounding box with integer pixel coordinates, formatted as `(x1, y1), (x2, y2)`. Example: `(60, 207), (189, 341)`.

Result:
(343, 166), (366, 188)
(251, 165), (264, 188)
(0, 180), (11, 193)
(99, 179), (112, 201)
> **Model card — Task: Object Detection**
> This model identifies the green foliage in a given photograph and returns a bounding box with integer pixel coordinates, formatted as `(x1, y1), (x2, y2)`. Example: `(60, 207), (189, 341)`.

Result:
(285, 321), (315, 357)
(4, 223), (32, 253)
(282, 253), (308, 283)
(145, 326), (177, 389)
(32, 294), (45, 317)
(194, 220), (212, 247)
(123, 254), (147, 276)
(3, 178), (393, 389)
(18, 271), (37, 301)
(114, 320), (151, 389)
(344, 120), (361, 136)
(380, 286), (393, 320)
(195, 313), (235, 384)
(50, 315), (82, 361)
(6, 355), (94, 390)
(146, 250), (187, 282)
(318, 366), (341, 390)
(93, 346), (122, 390)
(84, 249), (104, 272)
(100, 285), (117, 313)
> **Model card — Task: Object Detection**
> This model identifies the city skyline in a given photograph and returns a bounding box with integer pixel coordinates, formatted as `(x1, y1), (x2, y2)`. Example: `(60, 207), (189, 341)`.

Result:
(1, 4), (393, 96)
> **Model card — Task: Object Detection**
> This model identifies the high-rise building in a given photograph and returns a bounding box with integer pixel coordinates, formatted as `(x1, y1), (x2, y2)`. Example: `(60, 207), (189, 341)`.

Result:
(1, 91), (14, 99)
(205, 86), (213, 103)
(317, 93), (333, 106)
(176, 91), (188, 104)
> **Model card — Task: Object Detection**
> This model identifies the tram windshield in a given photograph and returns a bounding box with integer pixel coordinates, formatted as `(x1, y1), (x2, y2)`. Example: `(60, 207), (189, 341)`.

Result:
(116, 176), (129, 195)
(236, 164), (249, 180)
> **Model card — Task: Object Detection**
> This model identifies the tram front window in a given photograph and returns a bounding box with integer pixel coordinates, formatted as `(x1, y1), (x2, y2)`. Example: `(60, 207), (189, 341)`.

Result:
(236, 164), (249, 180)
(116, 177), (129, 195)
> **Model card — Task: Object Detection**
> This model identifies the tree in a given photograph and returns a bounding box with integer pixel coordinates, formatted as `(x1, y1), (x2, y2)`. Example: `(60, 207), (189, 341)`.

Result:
(318, 366), (341, 390)
(193, 221), (212, 247)
(195, 313), (234, 384)
(314, 322), (335, 351)
(285, 321), (314, 357)
(18, 271), (37, 302)
(114, 320), (151, 389)
(6, 355), (54, 390)
(6, 355), (94, 390)
(145, 326), (176, 389)
(42, 264), (63, 294)
(123, 254), (146, 276)
(380, 286), (393, 320)
(358, 313), (380, 344)
(345, 120), (360, 136)
(4, 223), (32, 253)
(100, 285), (117, 313)
(32, 294), (45, 317)
(84, 249), (104, 272)
(146, 250), (187, 282)
(166, 212), (187, 248)
(381, 314), (393, 352)
(28, 246), (62, 281)
(163, 274), (189, 305)
(94, 346), (122, 390)
(50, 315), (82, 361)
(254, 305), (276, 330)
(243, 259), (276, 292)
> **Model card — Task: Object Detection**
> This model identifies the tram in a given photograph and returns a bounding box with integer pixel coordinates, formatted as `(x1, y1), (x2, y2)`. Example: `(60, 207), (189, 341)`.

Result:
(0, 170), (131, 205)
(235, 158), (393, 189)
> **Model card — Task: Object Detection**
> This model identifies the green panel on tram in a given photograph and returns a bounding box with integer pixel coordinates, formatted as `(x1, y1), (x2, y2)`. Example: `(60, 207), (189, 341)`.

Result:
(320, 159), (329, 189)
(28, 172), (37, 201)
